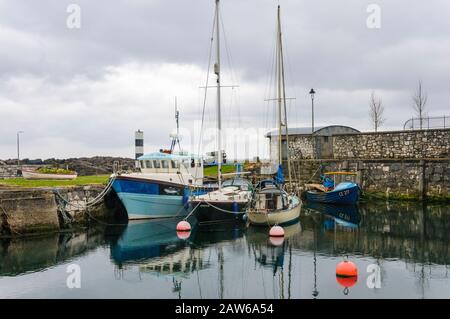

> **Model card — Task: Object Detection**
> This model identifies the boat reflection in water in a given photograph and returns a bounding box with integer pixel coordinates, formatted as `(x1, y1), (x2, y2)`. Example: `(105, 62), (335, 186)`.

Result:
(109, 218), (207, 280)
(189, 223), (246, 247)
(305, 202), (360, 230)
(245, 221), (301, 298)
(246, 221), (301, 273)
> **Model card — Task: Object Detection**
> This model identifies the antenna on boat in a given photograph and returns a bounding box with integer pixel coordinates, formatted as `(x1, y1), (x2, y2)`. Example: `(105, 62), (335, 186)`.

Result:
(170, 96), (182, 153)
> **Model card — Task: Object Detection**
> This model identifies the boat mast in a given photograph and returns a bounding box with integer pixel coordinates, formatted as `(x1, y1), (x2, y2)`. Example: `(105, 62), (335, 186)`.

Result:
(277, 5), (293, 186)
(277, 6), (282, 168)
(215, 0), (222, 190)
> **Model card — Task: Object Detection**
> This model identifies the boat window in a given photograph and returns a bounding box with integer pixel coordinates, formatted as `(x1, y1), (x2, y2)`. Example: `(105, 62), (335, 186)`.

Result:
(145, 160), (152, 169)
(171, 160), (179, 169)
(161, 160), (169, 169)
(191, 158), (195, 168)
(140, 160), (145, 169)
(153, 160), (161, 169)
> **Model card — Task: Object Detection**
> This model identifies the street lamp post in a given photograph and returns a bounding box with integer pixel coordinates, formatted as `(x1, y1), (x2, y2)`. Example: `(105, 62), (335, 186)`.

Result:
(17, 131), (24, 168)
(309, 88), (316, 159)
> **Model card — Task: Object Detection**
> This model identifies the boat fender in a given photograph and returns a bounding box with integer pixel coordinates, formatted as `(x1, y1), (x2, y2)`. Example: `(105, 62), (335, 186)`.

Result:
(232, 202), (238, 213)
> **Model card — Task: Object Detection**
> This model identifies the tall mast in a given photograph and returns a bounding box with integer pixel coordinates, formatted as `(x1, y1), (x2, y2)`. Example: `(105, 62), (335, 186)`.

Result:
(215, 0), (222, 190)
(277, 6), (282, 167)
(277, 5), (292, 185)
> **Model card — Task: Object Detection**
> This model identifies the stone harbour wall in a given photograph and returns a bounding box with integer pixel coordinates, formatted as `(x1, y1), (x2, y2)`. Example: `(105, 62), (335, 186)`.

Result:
(291, 158), (450, 201)
(289, 136), (314, 160)
(332, 128), (450, 159)
(0, 186), (115, 237)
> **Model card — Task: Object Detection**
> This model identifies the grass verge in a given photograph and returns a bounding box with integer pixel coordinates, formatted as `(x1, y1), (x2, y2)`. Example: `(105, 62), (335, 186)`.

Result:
(0, 175), (110, 188)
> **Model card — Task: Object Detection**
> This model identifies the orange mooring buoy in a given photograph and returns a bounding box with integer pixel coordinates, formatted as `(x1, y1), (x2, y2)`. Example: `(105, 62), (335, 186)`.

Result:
(269, 225), (285, 237)
(336, 260), (358, 295)
(176, 220), (191, 232)
(336, 260), (358, 277)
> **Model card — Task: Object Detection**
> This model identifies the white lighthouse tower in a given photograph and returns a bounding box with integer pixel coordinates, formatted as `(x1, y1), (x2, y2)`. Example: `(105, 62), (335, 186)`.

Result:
(135, 130), (144, 167)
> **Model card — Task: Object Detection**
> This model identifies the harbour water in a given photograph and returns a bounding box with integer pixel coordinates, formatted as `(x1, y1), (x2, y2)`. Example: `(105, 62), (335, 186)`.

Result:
(1, 200), (450, 299)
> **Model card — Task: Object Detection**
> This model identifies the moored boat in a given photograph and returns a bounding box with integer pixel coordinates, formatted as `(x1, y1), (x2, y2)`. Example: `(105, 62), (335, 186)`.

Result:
(305, 172), (360, 205)
(112, 151), (205, 220)
(246, 5), (301, 227)
(189, 0), (252, 225)
(247, 178), (301, 226)
(22, 169), (77, 180)
(190, 177), (253, 225)
(306, 182), (360, 204)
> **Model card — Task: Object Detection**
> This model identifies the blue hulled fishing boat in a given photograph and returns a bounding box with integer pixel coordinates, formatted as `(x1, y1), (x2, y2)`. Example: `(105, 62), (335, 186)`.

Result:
(112, 152), (205, 220)
(305, 172), (360, 205)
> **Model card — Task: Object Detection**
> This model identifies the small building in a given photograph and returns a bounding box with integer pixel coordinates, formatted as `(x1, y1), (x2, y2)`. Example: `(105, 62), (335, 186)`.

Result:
(266, 125), (360, 160)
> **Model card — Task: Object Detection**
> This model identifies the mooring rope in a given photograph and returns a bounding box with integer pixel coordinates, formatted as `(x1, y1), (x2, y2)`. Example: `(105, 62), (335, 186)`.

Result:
(199, 199), (247, 215)
(53, 175), (116, 211)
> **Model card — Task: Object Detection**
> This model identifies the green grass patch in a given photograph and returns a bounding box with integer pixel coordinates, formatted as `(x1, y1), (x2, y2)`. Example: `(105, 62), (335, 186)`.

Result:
(0, 175), (110, 188)
(37, 167), (76, 175)
(203, 165), (236, 178)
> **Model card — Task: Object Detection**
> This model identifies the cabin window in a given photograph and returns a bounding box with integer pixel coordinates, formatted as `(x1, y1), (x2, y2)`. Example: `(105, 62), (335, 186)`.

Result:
(191, 159), (195, 168)
(140, 161), (145, 169)
(171, 160), (179, 169)
(153, 160), (161, 169)
(145, 160), (152, 169)
(161, 160), (169, 169)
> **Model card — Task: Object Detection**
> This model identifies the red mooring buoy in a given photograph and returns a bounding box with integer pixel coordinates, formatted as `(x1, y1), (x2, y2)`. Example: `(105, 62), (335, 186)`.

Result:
(336, 260), (358, 277)
(176, 220), (191, 232)
(269, 225), (285, 237)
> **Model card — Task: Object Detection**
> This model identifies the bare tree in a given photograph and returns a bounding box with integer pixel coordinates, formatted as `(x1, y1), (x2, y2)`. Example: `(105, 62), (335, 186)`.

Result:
(369, 91), (385, 132)
(412, 80), (428, 129)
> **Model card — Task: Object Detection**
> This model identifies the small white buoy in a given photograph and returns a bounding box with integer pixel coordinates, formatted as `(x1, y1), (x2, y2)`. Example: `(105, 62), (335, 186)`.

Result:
(269, 225), (285, 237)
(176, 220), (191, 232)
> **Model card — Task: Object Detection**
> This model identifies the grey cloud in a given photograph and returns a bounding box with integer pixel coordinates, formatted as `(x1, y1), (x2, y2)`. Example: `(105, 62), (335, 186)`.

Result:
(0, 0), (449, 159)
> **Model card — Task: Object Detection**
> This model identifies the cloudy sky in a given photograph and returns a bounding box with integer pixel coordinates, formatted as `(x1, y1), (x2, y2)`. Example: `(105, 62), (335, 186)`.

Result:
(0, 0), (449, 160)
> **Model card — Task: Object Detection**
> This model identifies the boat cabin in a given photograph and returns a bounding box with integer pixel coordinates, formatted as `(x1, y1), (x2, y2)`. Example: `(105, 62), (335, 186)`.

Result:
(137, 152), (204, 183)
(254, 187), (289, 211)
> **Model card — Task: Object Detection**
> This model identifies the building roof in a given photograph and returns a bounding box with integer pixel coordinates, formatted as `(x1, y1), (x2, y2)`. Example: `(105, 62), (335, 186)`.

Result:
(265, 125), (360, 137)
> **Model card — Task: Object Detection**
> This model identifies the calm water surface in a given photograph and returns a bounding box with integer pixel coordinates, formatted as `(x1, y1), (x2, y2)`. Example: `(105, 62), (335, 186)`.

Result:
(1, 201), (450, 299)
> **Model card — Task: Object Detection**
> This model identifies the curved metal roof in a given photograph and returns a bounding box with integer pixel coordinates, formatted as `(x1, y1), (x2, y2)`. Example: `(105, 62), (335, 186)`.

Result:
(265, 125), (360, 137)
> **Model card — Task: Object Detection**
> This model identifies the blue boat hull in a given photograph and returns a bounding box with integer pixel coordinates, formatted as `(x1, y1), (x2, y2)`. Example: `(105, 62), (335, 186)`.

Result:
(112, 177), (189, 220)
(306, 183), (360, 205)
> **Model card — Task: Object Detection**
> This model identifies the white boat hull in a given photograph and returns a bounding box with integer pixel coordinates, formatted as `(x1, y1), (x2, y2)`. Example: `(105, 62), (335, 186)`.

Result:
(247, 198), (301, 226)
(22, 171), (77, 180)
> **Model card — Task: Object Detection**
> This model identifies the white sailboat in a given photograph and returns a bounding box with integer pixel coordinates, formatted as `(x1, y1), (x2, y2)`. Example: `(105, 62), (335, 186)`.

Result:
(247, 5), (302, 226)
(190, 0), (252, 225)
